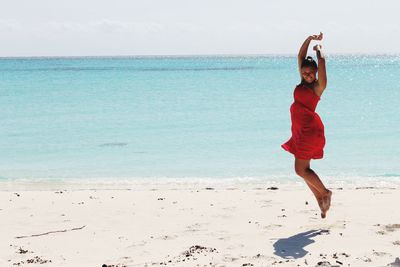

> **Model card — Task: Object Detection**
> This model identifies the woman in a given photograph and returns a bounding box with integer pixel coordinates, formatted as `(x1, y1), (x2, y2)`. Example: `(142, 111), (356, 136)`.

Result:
(282, 32), (332, 218)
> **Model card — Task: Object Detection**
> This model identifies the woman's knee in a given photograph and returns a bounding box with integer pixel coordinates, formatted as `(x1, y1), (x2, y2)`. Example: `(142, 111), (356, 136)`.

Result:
(294, 158), (310, 177)
(295, 165), (307, 177)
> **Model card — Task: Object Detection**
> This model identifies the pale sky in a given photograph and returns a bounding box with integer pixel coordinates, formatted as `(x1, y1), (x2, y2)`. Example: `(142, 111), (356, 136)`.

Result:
(1, 0), (399, 56)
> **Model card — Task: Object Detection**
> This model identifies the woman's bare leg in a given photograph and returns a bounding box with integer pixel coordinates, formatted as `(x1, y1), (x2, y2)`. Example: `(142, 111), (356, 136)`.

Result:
(294, 158), (332, 218)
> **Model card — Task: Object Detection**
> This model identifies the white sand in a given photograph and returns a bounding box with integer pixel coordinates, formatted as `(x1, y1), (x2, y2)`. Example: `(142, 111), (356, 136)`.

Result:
(0, 182), (399, 267)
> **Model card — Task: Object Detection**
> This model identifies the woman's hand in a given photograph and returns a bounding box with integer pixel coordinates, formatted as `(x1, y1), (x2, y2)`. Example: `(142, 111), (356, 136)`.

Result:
(313, 44), (322, 51)
(309, 32), (323, 41)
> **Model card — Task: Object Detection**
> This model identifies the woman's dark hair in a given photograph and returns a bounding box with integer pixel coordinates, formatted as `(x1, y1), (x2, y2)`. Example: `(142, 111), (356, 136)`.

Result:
(301, 56), (317, 69)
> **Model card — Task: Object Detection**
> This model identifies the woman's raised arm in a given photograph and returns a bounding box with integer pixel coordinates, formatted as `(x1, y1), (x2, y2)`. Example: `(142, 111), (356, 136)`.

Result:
(314, 44), (327, 96)
(298, 33), (323, 76)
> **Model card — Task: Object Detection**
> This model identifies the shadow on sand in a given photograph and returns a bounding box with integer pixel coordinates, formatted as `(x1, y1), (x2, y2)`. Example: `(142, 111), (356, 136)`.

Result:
(273, 229), (328, 259)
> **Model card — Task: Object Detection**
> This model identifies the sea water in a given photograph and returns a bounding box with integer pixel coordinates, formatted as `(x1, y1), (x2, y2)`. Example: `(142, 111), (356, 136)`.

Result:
(0, 56), (399, 184)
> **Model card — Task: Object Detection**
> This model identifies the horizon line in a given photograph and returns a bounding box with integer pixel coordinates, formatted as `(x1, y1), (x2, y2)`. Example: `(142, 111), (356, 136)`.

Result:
(1, 52), (400, 59)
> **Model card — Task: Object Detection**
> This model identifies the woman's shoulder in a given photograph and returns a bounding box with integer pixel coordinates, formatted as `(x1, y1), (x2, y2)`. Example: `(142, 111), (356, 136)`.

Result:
(297, 81), (321, 97)
(296, 81), (315, 90)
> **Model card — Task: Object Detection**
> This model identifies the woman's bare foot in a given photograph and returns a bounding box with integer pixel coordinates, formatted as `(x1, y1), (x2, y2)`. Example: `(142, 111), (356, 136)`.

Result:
(316, 196), (323, 210)
(320, 190), (332, 219)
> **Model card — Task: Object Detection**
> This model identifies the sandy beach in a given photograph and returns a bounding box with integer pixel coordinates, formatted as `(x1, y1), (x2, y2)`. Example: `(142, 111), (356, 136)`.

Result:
(0, 181), (399, 267)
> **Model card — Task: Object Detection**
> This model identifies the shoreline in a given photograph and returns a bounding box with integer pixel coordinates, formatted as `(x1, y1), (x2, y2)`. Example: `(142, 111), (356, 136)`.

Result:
(1, 176), (399, 192)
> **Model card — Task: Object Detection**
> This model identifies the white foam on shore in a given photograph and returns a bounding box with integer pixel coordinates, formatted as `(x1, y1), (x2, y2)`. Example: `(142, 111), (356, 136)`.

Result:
(0, 175), (399, 191)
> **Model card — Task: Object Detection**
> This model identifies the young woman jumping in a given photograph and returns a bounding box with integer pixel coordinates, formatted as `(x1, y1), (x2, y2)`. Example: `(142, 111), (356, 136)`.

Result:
(282, 32), (332, 218)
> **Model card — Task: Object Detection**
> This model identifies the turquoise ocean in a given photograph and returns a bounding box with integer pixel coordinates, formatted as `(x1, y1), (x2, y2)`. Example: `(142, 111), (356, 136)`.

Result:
(1, 56), (399, 184)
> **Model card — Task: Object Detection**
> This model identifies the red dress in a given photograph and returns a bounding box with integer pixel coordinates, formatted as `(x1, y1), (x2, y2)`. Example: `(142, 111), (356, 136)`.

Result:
(281, 84), (325, 160)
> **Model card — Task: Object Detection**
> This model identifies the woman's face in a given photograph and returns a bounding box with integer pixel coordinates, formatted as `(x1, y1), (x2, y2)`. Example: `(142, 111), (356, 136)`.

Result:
(301, 66), (317, 83)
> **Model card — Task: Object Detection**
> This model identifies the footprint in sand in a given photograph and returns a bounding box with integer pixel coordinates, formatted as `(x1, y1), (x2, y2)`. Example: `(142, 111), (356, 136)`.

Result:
(384, 224), (400, 232)
(372, 251), (392, 257)
(222, 255), (240, 262)
(184, 223), (208, 233)
(159, 234), (178, 240)
(263, 224), (283, 230)
(376, 224), (400, 235)
(126, 240), (147, 248)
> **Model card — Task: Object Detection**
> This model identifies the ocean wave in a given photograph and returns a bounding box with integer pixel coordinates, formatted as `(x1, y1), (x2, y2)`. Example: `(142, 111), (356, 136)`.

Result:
(1, 175), (399, 191)
(377, 173), (400, 178)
